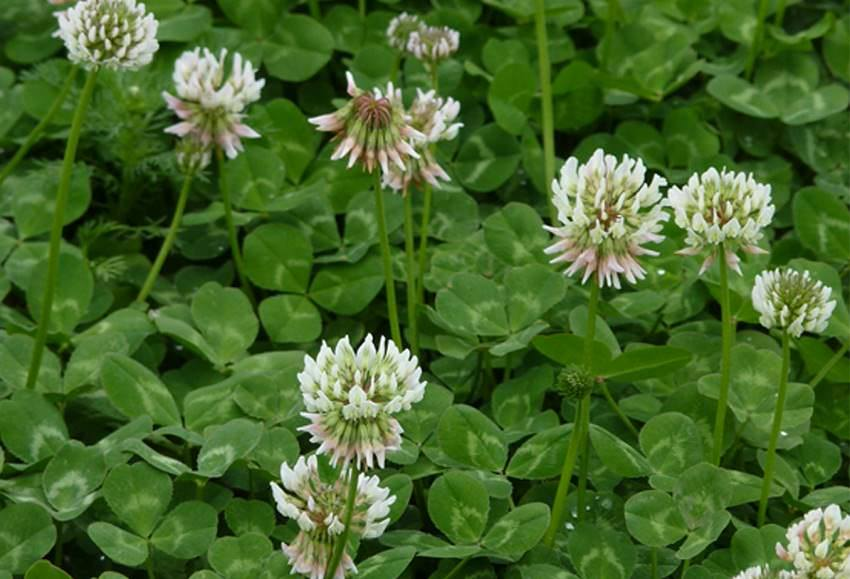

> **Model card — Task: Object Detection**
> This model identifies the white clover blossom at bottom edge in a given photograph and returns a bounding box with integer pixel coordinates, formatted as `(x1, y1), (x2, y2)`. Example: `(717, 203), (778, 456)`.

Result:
(776, 504), (850, 578)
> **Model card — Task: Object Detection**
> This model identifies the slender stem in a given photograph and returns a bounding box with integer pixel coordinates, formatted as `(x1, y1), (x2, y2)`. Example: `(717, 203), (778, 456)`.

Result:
(651, 547), (658, 579)
(416, 182), (432, 304)
(374, 173), (402, 345)
(216, 148), (255, 306)
(757, 331), (791, 526)
(0, 66), (79, 189)
(146, 552), (155, 579)
(25, 69), (97, 391)
(680, 559), (690, 578)
(324, 466), (359, 579)
(443, 558), (469, 579)
(533, 0), (557, 221)
(544, 279), (600, 545)
(774, 0), (787, 27)
(136, 172), (194, 303)
(358, 0), (365, 19)
(403, 190), (419, 354)
(390, 53), (401, 84)
(307, 0), (320, 19)
(810, 341), (849, 388)
(711, 247), (734, 464)
(601, 383), (639, 438)
(576, 422), (590, 521)
(746, 0), (771, 79)
(429, 66), (439, 92)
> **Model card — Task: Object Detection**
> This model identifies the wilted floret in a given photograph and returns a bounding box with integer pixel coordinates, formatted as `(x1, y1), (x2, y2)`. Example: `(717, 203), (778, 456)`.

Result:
(544, 149), (669, 289)
(752, 268), (836, 338)
(54, 0), (159, 70)
(667, 167), (774, 274)
(309, 72), (423, 175)
(270, 455), (396, 579)
(162, 47), (264, 159)
(775, 504), (850, 578)
(298, 334), (426, 470)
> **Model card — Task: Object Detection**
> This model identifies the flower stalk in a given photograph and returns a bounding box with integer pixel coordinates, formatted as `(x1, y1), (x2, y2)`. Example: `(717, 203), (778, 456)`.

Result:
(533, 0), (557, 220)
(375, 174), (402, 345)
(324, 466), (360, 579)
(416, 182), (432, 304)
(26, 69), (98, 390)
(757, 330), (790, 526)
(216, 148), (255, 305)
(403, 189), (419, 354)
(711, 245), (734, 465)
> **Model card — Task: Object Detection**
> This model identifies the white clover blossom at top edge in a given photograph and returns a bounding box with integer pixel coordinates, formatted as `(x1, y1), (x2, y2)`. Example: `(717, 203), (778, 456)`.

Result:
(382, 89), (463, 192)
(162, 47), (265, 159)
(732, 566), (797, 579)
(752, 268), (836, 338)
(667, 167), (774, 274)
(270, 455), (396, 579)
(543, 148), (669, 289)
(386, 12), (423, 51)
(54, 0), (159, 70)
(298, 334), (426, 470)
(309, 72), (424, 175)
(776, 504), (850, 578)
(406, 24), (460, 66)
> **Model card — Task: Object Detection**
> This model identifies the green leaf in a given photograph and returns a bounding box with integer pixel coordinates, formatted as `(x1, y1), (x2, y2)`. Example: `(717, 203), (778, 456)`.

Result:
(309, 254), (384, 315)
(662, 107), (720, 169)
(483, 202), (549, 266)
(259, 295), (321, 343)
(567, 523), (637, 579)
(0, 334), (62, 394)
(603, 346), (692, 382)
(42, 441), (105, 513)
(151, 501), (218, 559)
(639, 413), (705, 481)
(26, 250), (93, 335)
(0, 390), (68, 464)
(588, 425), (651, 477)
(87, 522), (148, 567)
(156, 5), (212, 41)
(253, 99), (318, 183)
(103, 462), (172, 537)
(250, 426), (301, 477)
(64, 332), (130, 394)
(488, 62), (536, 135)
(507, 424), (572, 479)
(265, 15), (334, 82)
(243, 224), (312, 293)
(706, 75), (778, 119)
(676, 511), (730, 560)
(435, 273), (509, 336)
(12, 163), (91, 239)
(356, 547), (416, 579)
(531, 333), (612, 373)
(191, 282), (259, 365)
(793, 187), (850, 262)
(216, 0), (285, 34)
(24, 560), (72, 579)
(482, 503), (550, 560)
(505, 265), (566, 331)
(624, 490), (688, 547)
(437, 405), (507, 471)
(0, 504), (56, 574)
(427, 470), (490, 544)
(731, 525), (786, 571)
(197, 418), (264, 477)
(101, 354), (181, 427)
(207, 533), (273, 579)
(225, 146), (286, 211)
(224, 499), (275, 537)
(455, 124), (522, 193)
(824, 15), (850, 82)
(673, 463), (732, 529)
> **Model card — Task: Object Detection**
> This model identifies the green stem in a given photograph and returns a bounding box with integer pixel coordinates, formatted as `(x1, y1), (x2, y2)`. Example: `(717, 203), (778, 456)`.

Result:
(533, 0), (557, 221)
(757, 331), (791, 526)
(651, 547), (658, 579)
(358, 0), (365, 19)
(443, 558), (469, 579)
(136, 172), (194, 303)
(680, 559), (690, 578)
(216, 148), (255, 306)
(375, 173), (402, 345)
(602, 0), (624, 71)
(774, 0), (787, 26)
(0, 66), (79, 189)
(307, 0), (320, 19)
(416, 182), (432, 304)
(746, 0), (771, 79)
(601, 383), (639, 438)
(25, 69), (97, 391)
(544, 280), (600, 545)
(576, 422), (590, 521)
(429, 66), (439, 92)
(810, 341), (849, 388)
(403, 190), (419, 354)
(324, 466), (359, 579)
(146, 552), (155, 579)
(711, 248), (734, 465)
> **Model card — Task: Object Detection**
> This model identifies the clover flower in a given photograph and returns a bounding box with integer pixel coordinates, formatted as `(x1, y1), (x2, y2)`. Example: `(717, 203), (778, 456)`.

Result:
(406, 24), (460, 66)
(752, 268), (836, 338)
(309, 72), (423, 174)
(162, 47), (265, 159)
(732, 566), (795, 579)
(381, 89), (462, 192)
(386, 12), (422, 51)
(298, 334), (426, 470)
(667, 167), (774, 275)
(54, 0), (159, 70)
(175, 135), (211, 174)
(543, 148), (669, 289)
(270, 455), (396, 579)
(776, 504), (850, 578)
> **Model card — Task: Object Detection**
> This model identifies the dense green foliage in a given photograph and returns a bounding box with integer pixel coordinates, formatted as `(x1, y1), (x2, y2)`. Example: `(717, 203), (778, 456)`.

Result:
(0, 0), (848, 578)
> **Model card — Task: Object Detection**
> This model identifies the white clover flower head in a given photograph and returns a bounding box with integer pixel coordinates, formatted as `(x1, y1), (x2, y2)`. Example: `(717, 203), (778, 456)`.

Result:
(381, 89), (462, 193)
(776, 504), (850, 578)
(667, 167), (774, 275)
(298, 334), (426, 469)
(162, 47), (265, 159)
(732, 566), (797, 579)
(544, 148), (669, 289)
(270, 456), (396, 579)
(752, 268), (837, 338)
(386, 12), (422, 51)
(309, 72), (424, 175)
(406, 24), (460, 66)
(54, 0), (159, 70)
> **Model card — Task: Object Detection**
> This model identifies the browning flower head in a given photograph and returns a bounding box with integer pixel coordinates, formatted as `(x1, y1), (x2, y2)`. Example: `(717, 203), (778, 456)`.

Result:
(298, 334), (427, 470)
(752, 268), (836, 338)
(54, 0), (159, 70)
(309, 72), (424, 175)
(544, 148), (669, 289)
(270, 455), (396, 579)
(162, 47), (265, 159)
(667, 167), (774, 275)
(775, 504), (850, 578)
